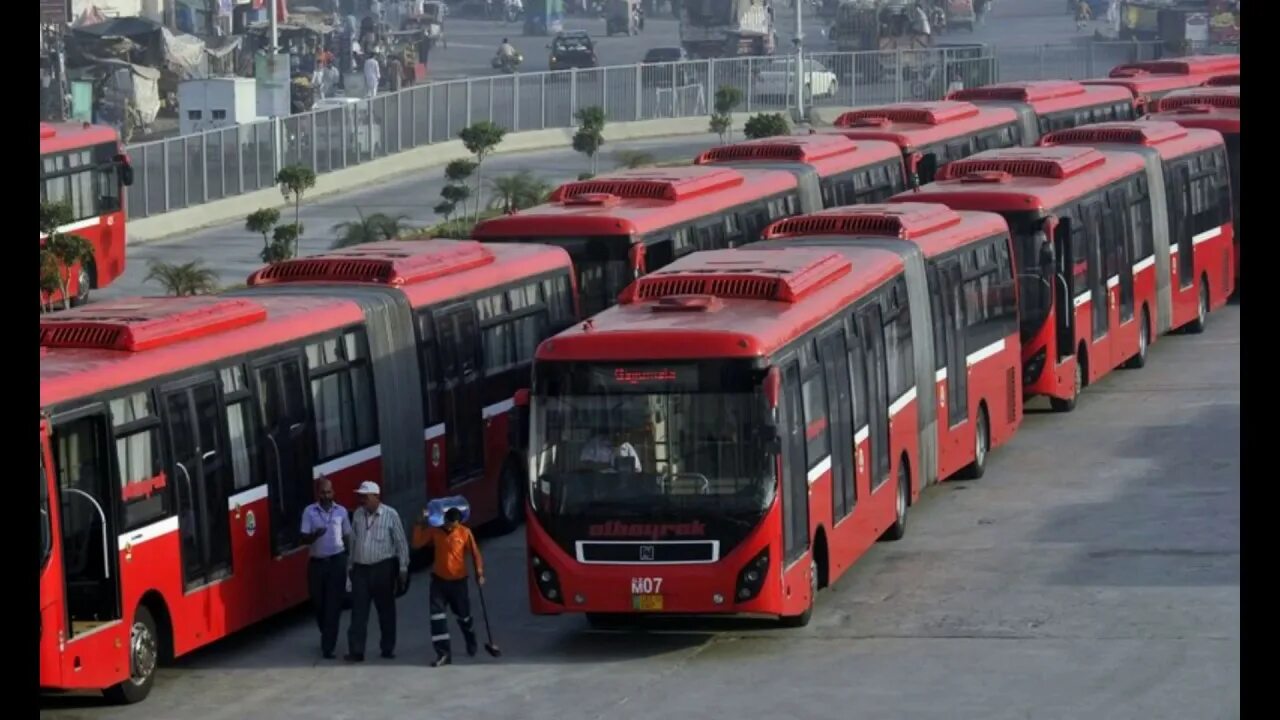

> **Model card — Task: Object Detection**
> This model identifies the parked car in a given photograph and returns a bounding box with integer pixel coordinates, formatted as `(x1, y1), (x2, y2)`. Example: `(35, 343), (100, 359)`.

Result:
(641, 46), (694, 87)
(752, 58), (839, 101)
(549, 30), (598, 70)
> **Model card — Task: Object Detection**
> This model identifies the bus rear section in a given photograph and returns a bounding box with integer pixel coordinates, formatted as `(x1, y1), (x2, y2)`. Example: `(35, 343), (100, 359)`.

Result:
(821, 101), (1023, 187)
(1144, 88), (1240, 292)
(1084, 53), (1240, 109)
(472, 166), (803, 317)
(894, 146), (1155, 411)
(1041, 122), (1234, 333)
(759, 203), (1022, 482)
(694, 134), (908, 210)
(243, 239), (578, 533)
(948, 80), (1138, 144)
(40, 122), (134, 307)
(528, 245), (952, 625)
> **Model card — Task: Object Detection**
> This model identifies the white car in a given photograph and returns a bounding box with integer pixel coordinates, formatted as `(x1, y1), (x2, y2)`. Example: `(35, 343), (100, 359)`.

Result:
(752, 59), (839, 100)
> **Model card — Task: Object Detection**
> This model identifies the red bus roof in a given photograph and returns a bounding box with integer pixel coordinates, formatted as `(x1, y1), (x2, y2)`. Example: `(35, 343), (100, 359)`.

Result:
(40, 295), (365, 408)
(244, 239), (573, 308)
(1109, 54), (1239, 78)
(694, 134), (903, 178)
(471, 166), (800, 239)
(822, 101), (1019, 152)
(1154, 85), (1239, 111)
(948, 80), (1134, 113)
(537, 246), (904, 361)
(1142, 103), (1239, 136)
(1040, 121), (1226, 162)
(892, 146), (1147, 214)
(758, 203), (1009, 259)
(39, 122), (120, 155)
(1203, 73), (1239, 87)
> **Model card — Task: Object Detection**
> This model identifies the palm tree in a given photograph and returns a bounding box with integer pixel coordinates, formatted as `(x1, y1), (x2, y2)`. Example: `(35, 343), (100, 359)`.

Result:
(143, 259), (220, 296)
(487, 171), (552, 214)
(331, 209), (412, 248)
(614, 150), (656, 169)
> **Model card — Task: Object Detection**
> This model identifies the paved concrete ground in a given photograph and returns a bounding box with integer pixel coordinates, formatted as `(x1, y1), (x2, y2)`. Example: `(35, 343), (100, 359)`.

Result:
(40, 306), (1240, 719)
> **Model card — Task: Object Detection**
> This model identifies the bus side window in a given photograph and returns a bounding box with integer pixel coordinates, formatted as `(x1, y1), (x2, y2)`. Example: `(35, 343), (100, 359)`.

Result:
(799, 342), (831, 466)
(109, 390), (170, 531)
(507, 281), (551, 366)
(992, 238), (1020, 338)
(882, 279), (915, 405)
(1211, 149), (1232, 226)
(219, 365), (262, 493)
(416, 311), (443, 426)
(477, 292), (515, 372)
(306, 330), (379, 462)
(542, 272), (576, 324)
(723, 211), (744, 247)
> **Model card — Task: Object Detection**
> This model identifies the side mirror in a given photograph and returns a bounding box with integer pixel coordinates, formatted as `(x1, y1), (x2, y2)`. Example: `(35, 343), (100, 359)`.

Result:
(116, 155), (134, 187)
(514, 388), (531, 407)
(1038, 239), (1055, 269)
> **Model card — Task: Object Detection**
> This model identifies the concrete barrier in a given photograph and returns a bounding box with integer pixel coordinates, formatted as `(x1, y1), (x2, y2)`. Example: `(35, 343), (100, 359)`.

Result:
(127, 113), (757, 244)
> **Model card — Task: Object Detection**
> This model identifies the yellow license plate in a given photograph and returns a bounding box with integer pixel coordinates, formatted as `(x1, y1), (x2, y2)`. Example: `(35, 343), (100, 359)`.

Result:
(632, 594), (663, 611)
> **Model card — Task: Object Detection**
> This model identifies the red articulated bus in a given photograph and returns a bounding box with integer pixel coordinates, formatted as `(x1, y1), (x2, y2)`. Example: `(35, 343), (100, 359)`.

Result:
(40, 122), (134, 307)
(472, 166), (804, 317)
(693, 134), (908, 210)
(947, 80), (1138, 144)
(892, 146), (1168, 411)
(525, 238), (1017, 625)
(40, 240), (576, 703)
(1083, 54), (1241, 108)
(758, 203), (1022, 482)
(1145, 86), (1240, 289)
(1040, 122), (1234, 329)
(819, 101), (1023, 187)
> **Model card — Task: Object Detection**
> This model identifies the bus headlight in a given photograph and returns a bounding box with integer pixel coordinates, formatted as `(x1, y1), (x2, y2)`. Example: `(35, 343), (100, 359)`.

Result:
(735, 547), (770, 603)
(1023, 347), (1047, 388)
(530, 552), (563, 605)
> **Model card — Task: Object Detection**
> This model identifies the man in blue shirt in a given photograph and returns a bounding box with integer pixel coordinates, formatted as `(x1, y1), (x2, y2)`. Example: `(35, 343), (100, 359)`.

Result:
(301, 476), (352, 659)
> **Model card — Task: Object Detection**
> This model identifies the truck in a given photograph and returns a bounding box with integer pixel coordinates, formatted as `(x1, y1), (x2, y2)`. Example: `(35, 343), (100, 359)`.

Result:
(827, 0), (931, 81)
(678, 0), (776, 58)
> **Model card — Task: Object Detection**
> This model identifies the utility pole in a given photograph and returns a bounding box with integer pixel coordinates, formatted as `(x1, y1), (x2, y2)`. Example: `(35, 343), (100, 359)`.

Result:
(269, 0), (279, 55)
(794, 0), (805, 122)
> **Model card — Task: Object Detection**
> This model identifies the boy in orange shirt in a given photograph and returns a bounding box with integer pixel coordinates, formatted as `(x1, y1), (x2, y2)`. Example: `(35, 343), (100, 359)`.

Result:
(415, 508), (485, 666)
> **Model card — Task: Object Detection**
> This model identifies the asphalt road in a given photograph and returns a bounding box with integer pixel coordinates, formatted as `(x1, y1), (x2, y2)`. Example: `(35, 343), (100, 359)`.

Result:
(40, 306), (1241, 719)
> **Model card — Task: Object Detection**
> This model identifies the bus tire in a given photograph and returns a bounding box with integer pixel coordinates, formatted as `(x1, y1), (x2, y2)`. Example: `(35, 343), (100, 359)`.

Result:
(102, 605), (159, 704)
(880, 458), (910, 542)
(1124, 306), (1151, 369)
(492, 459), (525, 535)
(960, 404), (989, 480)
(780, 556), (818, 628)
(1186, 279), (1209, 334)
(1050, 351), (1085, 413)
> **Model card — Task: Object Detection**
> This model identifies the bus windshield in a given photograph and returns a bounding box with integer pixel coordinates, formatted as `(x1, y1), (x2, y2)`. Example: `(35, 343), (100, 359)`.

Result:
(1005, 212), (1053, 342)
(532, 360), (776, 521)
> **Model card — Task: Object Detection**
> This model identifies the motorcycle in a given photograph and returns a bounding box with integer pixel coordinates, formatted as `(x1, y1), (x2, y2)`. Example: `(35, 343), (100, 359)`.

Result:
(492, 51), (524, 74)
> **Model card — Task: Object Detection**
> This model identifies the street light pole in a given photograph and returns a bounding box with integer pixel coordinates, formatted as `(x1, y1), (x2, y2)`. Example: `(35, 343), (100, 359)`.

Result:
(794, 0), (805, 121)
(269, 0), (279, 55)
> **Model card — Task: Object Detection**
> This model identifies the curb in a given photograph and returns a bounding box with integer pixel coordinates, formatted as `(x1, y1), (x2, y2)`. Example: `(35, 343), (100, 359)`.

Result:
(127, 113), (757, 244)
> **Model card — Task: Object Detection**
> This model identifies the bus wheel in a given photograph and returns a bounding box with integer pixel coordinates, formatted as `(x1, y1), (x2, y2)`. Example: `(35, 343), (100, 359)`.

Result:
(493, 461), (525, 534)
(961, 404), (989, 480)
(71, 264), (93, 307)
(1125, 307), (1151, 369)
(103, 605), (158, 704)
(1186, 280), (1209, 334)
(880, 459), (910, 542)
(1050, 355), (1083, 413)
(780, 556), (817, 628)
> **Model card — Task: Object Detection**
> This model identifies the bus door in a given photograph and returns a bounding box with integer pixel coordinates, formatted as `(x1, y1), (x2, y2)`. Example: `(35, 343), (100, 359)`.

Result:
(1107, 188), (1135, 325)
(160, 376), (234, 590)
(253, 351), (315, 558)
(435, 303), (486, 490)
(1174, 165), (1195, 290)
(939, 259), (968, 427)
(819, 330), (855, 522)
(1084, 202), (1109, 352)
(50, 409), (124, 647)
(1053, 218), (1076, 363)
(780, 362), (810, 564)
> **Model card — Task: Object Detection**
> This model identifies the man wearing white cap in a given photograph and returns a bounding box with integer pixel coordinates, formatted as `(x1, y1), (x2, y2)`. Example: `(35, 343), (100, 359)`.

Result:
(345, 480), (410, 662)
